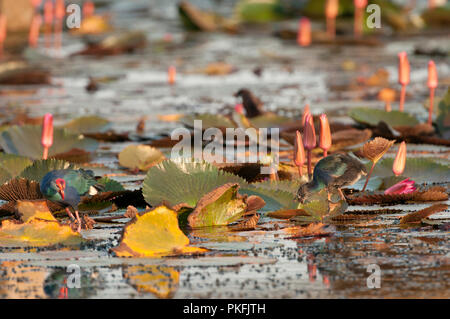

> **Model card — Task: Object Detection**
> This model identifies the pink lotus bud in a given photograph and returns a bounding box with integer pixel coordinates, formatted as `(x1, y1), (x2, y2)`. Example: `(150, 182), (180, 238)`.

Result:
(301, 104), (310, 127)
(41, 113), (53, 148)
(168, 66), (176, 85)
(326, 0), (339, 18)
(392, 141), (406, 176)
(384, 178), (416, 195)
(55, 0), (65, 20)
(398, 52), (410, 86)
(31, 0), (42, 8)
(319, 114), (332, 156)
(234, 103), (244, 114)
(297, 17), (311, 47)
(0, 14), (7, 44)
(44, 0), (53, 25)
(427, 60), (438, 89)
(354, 0), (368, 8)
(28, 15), (42, 47)
(294, 130), (306, 175)
(303, 114), (316, 150)
(83, 1), (95, 18)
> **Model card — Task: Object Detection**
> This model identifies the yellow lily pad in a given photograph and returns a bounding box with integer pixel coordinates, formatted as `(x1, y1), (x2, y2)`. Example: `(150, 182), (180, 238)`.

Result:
(118, 145), (165, 171)
(16, 200), (57, 223)
(111, 206), (206, 258)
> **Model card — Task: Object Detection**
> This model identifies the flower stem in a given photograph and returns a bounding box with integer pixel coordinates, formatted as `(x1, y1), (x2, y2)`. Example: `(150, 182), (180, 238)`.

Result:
(399, 84), (406, 112)
(297, 165), (303, 177)
(42, 147), (48, 160)
(323, 150), (328, 157)
(362, 162), (375, 192)
(428, 87), (435, 126)
(307, 151), (312, 179)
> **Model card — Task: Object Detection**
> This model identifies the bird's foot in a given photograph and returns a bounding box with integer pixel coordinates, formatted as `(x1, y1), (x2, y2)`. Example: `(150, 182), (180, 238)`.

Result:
(74, 211), (81, 232)
(65, 207), (75, 221)
(338, 188), (346, 201)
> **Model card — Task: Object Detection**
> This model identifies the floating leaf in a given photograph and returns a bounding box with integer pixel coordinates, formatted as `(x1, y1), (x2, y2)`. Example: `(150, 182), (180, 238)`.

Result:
(180, 113), (236, 130)
(16, 200), (57, 223)
(96, 177), (125, 192)
(361, 137), (395, 163)
(123, 265), (179, 299)
(373, 158), (450, 183)
(187, 183), (247, 228)
(63, 116), (110, 134)
(0, 201), (82, 247)
(111, 206), (206, 258)
(400, 204), (448, 224)
(118, 145), (165, 171)
(282, 223), (335, 239)
(236, 0), (287, 23)
(19, 159), (77, 182)
(0, 125), (98, 160)
(267, 209), (309, 219)
(349, 107), (419, 127)
(436, 88), (450, 139)
(249, 113), (294, 129)
(0, 154), (33, 184)
(142, 160), (245, 208)
(231, 213), (260, 231)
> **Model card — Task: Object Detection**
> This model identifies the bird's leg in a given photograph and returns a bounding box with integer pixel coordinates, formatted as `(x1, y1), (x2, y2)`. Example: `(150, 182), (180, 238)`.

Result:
(65, 207), (75, 221)
(327, 191), (332, 202)
(74, 210), (82, 232)
(338, 188), (346, 201)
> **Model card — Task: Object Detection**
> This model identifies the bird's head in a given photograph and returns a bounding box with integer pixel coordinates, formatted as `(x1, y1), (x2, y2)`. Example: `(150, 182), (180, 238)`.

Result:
(54, 178), (66, 200)
(296, 184), (308, 204)
(234, 88), (249, 98)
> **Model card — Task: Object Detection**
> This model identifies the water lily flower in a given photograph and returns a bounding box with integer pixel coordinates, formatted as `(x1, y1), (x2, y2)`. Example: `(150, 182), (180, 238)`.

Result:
(319, 114), (332, 157)
(294, 130), (306, 177)
(297, 17), (311, 47)
(83, 1), (95, 18)
(427, 60), (438, 125)
(168, 66), (176, 85)
(28, 15), (42, 48)
(398, 51), (410, 112)
(353, 0), (367, 37)
(384, 178), (416, 195)
(325, 0), (339, 39)
(41, 113), (53, 159)
(378, 88), (395, 112)
(303, 113), (316, 178)
(392, 141), (406, 176)
(0, 14), (6, 56)
(301, 104), (310, 127)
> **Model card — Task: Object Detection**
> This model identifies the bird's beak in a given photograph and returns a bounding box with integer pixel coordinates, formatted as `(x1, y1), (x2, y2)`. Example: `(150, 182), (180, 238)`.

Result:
(58, 189), (65, 200)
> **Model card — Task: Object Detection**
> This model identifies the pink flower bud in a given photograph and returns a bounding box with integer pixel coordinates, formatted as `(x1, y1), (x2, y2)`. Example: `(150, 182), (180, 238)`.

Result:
(234, 103), (244, 114)
(398, 52), (410, 86)
(319, 114), (332, 155)
(392, 141), (406, 176)
(294, 130), (306, 168)
(83, 1), (95, 18)
(303, 114), (316, 150)
(354, 0), (368, 8)
(427, 60), (438, 89)
(297, 17), (311, 47)
(326, 0), (339, 19)
(41, 113), (53, 149)
(301, 104), (310, 127)
(168, 66), (176, 85)
(384, 178), (416, 195)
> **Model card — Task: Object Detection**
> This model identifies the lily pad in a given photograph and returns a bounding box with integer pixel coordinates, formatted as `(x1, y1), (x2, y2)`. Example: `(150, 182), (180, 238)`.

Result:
(349, 107), (419, 127)
(372, 158), (450, 184)
(236, 0), (287, 23)
(96, 177), (125, 192)
(249, 113), (295, 129)
(436, 88), (450, 139)
(111, 206), (206, 258)
(63, 116), (110, 134)
(0, 154), (33, 184)
(0, 125), (98, 160)
(19, 159), (77, 182)
(118, 145), (165, 171)
(180, 113), (236, 130)
(142, 160), (246, 208)
(187, 183), (247, 228)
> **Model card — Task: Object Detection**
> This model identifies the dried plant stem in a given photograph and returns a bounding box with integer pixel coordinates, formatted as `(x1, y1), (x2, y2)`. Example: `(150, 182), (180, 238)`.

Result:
(42, 147), (49, 160)
(399, 84), (406, 112)
(428, 87), (435, 125)
(362, 162), (376, 192)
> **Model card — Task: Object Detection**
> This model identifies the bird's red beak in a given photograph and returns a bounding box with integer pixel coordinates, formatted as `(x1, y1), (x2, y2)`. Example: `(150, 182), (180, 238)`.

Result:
(55, 178), (66, 200)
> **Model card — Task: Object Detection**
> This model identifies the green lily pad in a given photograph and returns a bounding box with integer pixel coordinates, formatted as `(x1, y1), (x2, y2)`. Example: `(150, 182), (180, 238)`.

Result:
(436, 88), (450, 139)
(142, 160), (246, 208)
(63, 116), (110, 134)
(236, 0), (288, 23)
(180, 114), (236, 130)
(187, 183), (247, 228)
(0, 125), (98, 160)
(349, 107), (419, 127)
(20, 159), (77, 182)
(249, 113), (294, 129)
(0, 154), (33, 184)
(96, 177), (125, 192)
(372, 157), (450, 183)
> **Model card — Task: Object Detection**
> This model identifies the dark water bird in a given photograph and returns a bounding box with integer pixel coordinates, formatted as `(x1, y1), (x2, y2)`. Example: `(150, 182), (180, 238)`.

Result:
(297, 153), (367, 203)
(234, 88), (265, 118)
(40, 169), (101, 232)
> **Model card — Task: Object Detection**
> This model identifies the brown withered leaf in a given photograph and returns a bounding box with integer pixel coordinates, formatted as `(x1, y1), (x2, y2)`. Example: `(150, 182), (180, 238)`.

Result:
(330, 214), (377, 221)
(52, 148), (92, 163)
(84, 131), (130, 142)
(400, 204), (448, 224)
(347, 187), (448, 205)
(0, 178), (42, 202)
(395, 123), (435, 137)
(330, 129), (372, 151)
(125, 205), (139, 219)
(246, 196), (266, 212)
(361, 137), (395, 163)
(231, 213), (260, 231)
(267, 209), (310, 219)
(283, 223), (335, 239)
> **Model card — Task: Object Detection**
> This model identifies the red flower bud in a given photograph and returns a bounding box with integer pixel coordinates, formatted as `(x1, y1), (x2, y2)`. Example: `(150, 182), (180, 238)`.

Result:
(294, 130), (306, 168)
(28, 15), (42, 47)
(326, 0), (339, 19)
(44, 0), (54, 25)
(168, 66), (176, 85)
(354, 0), (368, 8)
(0, 14), (7, 44)
(297, 17), (311, 47)
(55, 0), (65, 20)
(301, 104), (310, 127)
(392, 141), (406, 176)
(31, 0), (42, 8)
(319, 114), (332, 156)
(427, 60), (438, 89)
(398, 52), (410, 86)
(83, 1), (95, 18)
(303, 113), (316, 150)
(41, 113), (53, 149)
